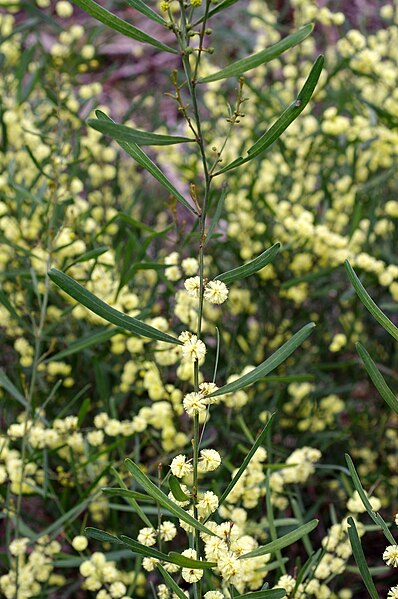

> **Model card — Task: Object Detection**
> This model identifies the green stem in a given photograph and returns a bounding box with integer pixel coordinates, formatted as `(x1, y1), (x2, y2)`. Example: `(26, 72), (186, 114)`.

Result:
(176, 6), (214, 599)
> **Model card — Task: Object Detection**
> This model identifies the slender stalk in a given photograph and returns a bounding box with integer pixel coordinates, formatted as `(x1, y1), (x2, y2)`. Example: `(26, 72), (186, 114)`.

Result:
(174, 5), (215, 598)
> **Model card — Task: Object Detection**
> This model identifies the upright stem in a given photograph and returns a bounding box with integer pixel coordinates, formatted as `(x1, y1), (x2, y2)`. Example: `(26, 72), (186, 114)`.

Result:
(176, 6), (214, 599)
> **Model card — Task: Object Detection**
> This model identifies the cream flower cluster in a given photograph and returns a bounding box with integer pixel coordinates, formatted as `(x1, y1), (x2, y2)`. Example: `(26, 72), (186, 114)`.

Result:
(383, 545), (398, 568)
(79, 552), (145, 596)
(178, 331), (207, 363)
(0, 536), (63, 599)
(182, 382), (220, 417)
(184, 277), (229, 305)
(170, 449), (221, 479)
(137, 521), (177, 547)
(223, 447), (267, 508)
(200, 521), (270, 591)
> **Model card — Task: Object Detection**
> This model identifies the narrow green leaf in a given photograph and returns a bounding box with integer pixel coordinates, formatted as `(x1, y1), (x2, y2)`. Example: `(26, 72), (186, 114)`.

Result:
(235, 590), (286, 599)
(53, 549), (132, 568)
(64, 245), (109, 271)
(46, 328), (120, 362)
(88, 117), (194, 146)
(293, 548), (323, 594)
(204, 184), (227, 247)
(96, 111), (196, 215)
(0, 369), (27, 407)
(71, 0), (177, 53)
(195, 0), (240, 23)
(77, 397), (90, 427)
(169, 475), (191, 502)
(345, 455), (396, 545)
(85, 527), (124, 544)
(120, 536), (216, 568)
(200, 24), (313, 83)
(123, 0), (167, 25)
(0, 287), (21, 322)
(48, 268), (182, 346)
(208, 322), (315, 398)
(240, 520), (318, 560)
(119, 535), (169, 560)
(215, 56), (324, 175)
(356, 342), (398, 414)
(167, 552), (216, 569)
(216, 243), (280, 285)
(124, 459), (217, 537)
(218, 414), (275, 508)
(102, 487), (154, 502)
(32, 499), (90, 541)
(346, 517), (379, 599)
(345, 260), (398, 342)
(157, 564), (187, 599)
(109, 467), (153, 528)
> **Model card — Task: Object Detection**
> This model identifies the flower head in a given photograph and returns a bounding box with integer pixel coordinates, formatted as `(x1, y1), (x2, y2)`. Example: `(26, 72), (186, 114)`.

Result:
(184, 276), (201, 298)
(182, 257), (199, 276)
(179, 333), (206, 362)
(137, 527), (157, 547)
(181, 549), (204, 583)
(170, 454), (193, 479)
(183, 392), (208, 416)
(204, 280), (229, 304)
(198, 449), (221, 472)
(383, 545), (398, 568)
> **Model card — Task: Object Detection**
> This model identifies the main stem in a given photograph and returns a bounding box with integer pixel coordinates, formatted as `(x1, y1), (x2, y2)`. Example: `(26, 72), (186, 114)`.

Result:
(177, 5), (212, 598)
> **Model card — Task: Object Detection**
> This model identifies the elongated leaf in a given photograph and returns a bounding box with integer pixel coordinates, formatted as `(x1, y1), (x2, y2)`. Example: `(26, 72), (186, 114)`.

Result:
(200, 24), (313, 83)
(32, 499), (90, 540)
(48, 268), (182, 346)
(157, 564), (187, 599)
(124, 459), (217, 537)
(0, 369), (27, 407)
(169, 475), (191, 502)
(204, 184), (227, 247)
(240, 520), (318, 560)
(102, 487), (154, 502)
(0, 287), (21, 322)
(119, 536), (215, 568)
(345, 260), (398, 342)
(85, 527), (124, 544)
(346, 517), (379, 599)
(345, 455), (396, 544)
(46, 328), (120, 362)
(64, 245), (109, 270)
(235, 590), (286, 599)
(195, 0), (240, 23)
(108, 467), (153, 528)
(356, 342), (398, 414)
(54, 549), (132, 568)
(218, 414), (275, 507)
(119, 535), (169, 560)
(124, 0), (166, 25)
(215, 56), (324, 175)
(216, 243), (280, 285)
(167, 552), (216, 569)
(96, 111), (196, 215)
(88, 117), (194, 146)
(208, 322), (315, 398)
(71, 0), (177, 54)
